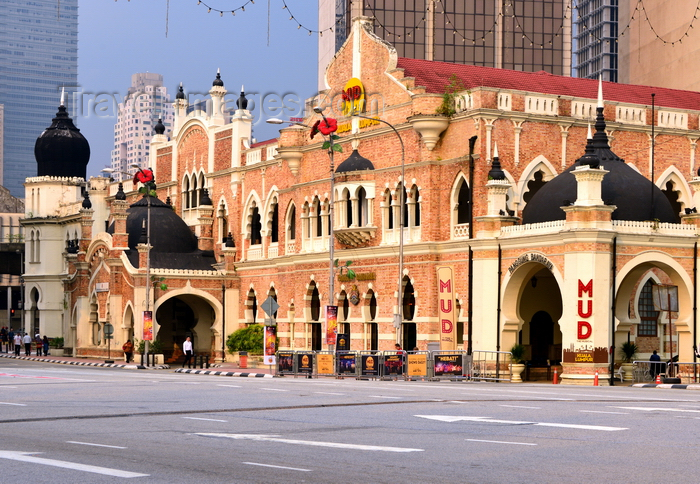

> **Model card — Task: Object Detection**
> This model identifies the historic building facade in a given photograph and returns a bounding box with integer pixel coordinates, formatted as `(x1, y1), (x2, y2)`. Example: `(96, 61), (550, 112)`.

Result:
(25, 17), (700, 384)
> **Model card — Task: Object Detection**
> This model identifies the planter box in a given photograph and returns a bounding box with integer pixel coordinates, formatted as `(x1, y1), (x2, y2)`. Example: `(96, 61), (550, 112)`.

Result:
(133, 354), (165, 365)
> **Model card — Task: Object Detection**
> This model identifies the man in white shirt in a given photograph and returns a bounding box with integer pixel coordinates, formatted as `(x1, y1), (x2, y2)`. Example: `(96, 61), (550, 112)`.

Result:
(13, 333), (22, 356)
(23, 333), (31, 356)
(182, 337), (193, 368)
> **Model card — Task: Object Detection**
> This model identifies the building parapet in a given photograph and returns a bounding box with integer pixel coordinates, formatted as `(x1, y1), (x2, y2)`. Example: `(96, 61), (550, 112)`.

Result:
(25, 176), (85, 185)
(150, 268), (219, 276)
(611, 220), (697, 235)
(501, 220), (566, 236)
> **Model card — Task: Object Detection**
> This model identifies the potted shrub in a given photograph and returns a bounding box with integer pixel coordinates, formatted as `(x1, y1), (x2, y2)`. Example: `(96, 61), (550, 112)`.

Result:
(510, 343), (526, 383)
(618, 341), (638, 382)
(134, 339), (165, 365)
(226, 324), (264, 368)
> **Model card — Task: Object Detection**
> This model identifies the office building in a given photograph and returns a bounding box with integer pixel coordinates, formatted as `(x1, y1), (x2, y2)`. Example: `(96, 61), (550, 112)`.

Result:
(318, 0), (573, 89)
(0, 0), (79, 197)
(111, 73), (174, 180)
(573, 0), (619, 81)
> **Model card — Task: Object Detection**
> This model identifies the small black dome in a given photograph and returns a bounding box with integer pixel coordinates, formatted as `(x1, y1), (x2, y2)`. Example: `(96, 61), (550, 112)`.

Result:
(115, 182), (126, 201)
(336, 149), (374, 173)
(237, 86), (248, 110)
(488, 157), (505, 180)
(34, 102), (90, 179)
(522, 107), (678, 225)
(200, 188), (212, 206)
(212, 70), (224, 87)
(176, 83), (185, 100)
(81, 191), (92, 209)
(154, 118), (165, 135)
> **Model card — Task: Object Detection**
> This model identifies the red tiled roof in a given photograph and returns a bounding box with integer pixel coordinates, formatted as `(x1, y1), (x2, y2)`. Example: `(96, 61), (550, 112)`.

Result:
(397, 57), (700, 111)
(250, 138), (277, 148)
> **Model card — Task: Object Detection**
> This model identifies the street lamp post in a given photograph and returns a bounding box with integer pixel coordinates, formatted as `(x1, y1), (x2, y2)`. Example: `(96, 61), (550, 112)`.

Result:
(351, 114), (406, 345)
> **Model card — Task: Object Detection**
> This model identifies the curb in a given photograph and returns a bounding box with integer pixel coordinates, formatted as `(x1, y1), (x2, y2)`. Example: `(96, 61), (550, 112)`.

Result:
(0, 353), (169, 369)
(175, 368), (273, 378)
(632, 383), (700, 390)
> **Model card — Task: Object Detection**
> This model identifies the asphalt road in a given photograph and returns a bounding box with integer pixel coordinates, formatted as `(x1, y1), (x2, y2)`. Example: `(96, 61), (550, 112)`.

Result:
(0, 359), (697, 483)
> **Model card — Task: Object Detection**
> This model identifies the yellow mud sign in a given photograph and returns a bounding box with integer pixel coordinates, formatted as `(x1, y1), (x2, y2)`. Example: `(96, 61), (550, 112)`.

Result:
(342, 77), (365, 116)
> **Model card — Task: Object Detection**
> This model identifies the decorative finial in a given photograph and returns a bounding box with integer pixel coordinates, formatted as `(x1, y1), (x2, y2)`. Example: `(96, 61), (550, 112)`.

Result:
(60, 87), (65, 107)
(587, 123), (592, 139)
(597, 75), (603, 109)
(493, 142), (498, 159)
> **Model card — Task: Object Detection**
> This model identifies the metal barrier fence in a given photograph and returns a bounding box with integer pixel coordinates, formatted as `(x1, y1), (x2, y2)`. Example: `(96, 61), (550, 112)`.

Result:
(274, 350), (510, 381)
(633, 360), (700, 383)
(470, 350), (512, 382)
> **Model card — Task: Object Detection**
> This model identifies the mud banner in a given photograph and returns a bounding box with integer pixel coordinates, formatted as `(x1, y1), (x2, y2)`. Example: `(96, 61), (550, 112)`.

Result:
(434, 354), (464, 376)
(297, 353), (314, 373)
(264, 325), (277, 366)
(361, 354), (380, 376)
(337, 353), (356, 375)
(437, 267), (456, 350)
(407, 354), (427, 377)
(325, 305), (338, 345)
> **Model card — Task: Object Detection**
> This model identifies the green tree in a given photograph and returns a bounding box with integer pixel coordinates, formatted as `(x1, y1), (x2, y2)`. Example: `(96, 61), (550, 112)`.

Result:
(226, 324), (264, 355)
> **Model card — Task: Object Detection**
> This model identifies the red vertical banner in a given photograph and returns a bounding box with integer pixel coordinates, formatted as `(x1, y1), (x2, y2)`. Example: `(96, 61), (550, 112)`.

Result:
(264, 325), (277, 365)
(325, 305), (338, 345)
(142, 311), (153, 341)
(437, 267), (456, 350)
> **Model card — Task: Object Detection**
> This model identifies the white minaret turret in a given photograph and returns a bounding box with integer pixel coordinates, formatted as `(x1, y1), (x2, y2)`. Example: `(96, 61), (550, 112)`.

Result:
(173, 82), (188, 136)
(209, 68), (227, 126)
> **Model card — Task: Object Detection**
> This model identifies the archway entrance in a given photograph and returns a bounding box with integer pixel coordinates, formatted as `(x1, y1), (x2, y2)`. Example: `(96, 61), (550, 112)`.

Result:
(155, 295), (216, 363)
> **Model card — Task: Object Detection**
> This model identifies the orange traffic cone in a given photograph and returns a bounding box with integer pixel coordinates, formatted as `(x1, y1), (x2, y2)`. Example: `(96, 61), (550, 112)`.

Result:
(553, 368), (558, 384)
(655, 374), (661, 384)
(594, 371), (599, 386)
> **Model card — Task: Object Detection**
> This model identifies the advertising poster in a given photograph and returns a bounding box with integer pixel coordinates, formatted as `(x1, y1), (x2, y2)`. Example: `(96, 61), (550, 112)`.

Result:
(384, 354), (404, 376)
(325, 305), (338, 345)
(297, 353), (314, 374)
(336, 333), (350, 352)
(317, 354), (334, 374)
(407, 354), (427, 377)
(142, 311), (153, 341)
(434, 354), (464, 376)
(337, 353), (356, 375)
(437, 266), (456, 350)
(264, 325), (277, 366)
(278, 352), (294, 374)
(361, 354), (379, 376)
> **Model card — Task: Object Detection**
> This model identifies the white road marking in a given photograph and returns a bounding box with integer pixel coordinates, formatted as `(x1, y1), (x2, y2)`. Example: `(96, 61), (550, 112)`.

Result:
(613, 406), (700, 413)
(0, 451), (148, 478)
(196, 433), (424, 453)
(217, 385), (241, 388)
(0, 402), (25, 406)
(242, 462), (311, 472)
(313, 392), (345, 395)
(66, 441), (127, 449)
(580, 410), (629, 415)
(414, 415), (627, 431)
(466, 439), (537, 446)
(499, 405), (541, 409)
(368, 395), (401, 399)
(0, 386), (18, 388)
(261, 388), (288, 392)
(183, 417), (228, 422)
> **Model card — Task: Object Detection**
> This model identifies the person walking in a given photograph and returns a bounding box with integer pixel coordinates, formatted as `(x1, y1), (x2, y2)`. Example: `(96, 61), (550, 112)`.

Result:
(42, 336), (49, 357)
(34, 333), (42, 356)
(122, 339), (134, 363)
(13, 333), (22, 356)
(8, 328), (14, 353)
(182, 336), (193, 368)
(23, 333), (31, 356)
(649, 350), (662, 379)
(1, 327), (7, 353)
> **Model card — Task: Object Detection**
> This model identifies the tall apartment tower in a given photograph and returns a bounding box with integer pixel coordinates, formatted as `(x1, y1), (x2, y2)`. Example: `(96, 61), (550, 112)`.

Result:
(318, 0), (573, 89)
(0, 0), (79, 197)
(573, 0), (619, 81)
(111, 73), (174, 180)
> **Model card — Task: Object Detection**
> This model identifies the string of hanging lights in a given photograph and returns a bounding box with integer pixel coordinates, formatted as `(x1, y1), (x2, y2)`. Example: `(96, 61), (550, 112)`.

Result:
(195, 0), (254, 17)
(362, 1), (427, 41)
(281, 0), (335, 36)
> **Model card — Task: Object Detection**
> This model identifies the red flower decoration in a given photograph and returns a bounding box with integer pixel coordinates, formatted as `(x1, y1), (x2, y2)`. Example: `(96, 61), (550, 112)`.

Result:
(133, 168), (154, 185)
(310, 120), (321, 139)
(318, 117), (338, 135)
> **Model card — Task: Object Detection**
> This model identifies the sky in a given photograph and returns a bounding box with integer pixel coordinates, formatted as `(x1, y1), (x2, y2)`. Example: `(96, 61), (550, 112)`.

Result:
(77, 0), (320, 177)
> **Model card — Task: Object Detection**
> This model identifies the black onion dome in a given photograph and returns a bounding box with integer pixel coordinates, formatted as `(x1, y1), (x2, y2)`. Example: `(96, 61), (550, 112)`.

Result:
(521, 107), (678, 225)
(200, 188), (212, 206)
(488, 157), (505, 180)
(212, 70), (224, 87)
(81, 191), (92, 209)
(237, 87), (248, 110)
(336, 149), (374, 173)
(154, 118), (165, 135)
(34, 103), (90, 178)
(107, 196), (216, 270)
(176, 83), (185, 100)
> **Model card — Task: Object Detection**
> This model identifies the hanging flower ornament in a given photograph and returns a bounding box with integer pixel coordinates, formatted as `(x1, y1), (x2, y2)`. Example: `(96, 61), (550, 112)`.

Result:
(314, 117), (342, 153)
(310, 120), (321, 139)
(318, 117), (338, 135)
(133, 168), (157, 197)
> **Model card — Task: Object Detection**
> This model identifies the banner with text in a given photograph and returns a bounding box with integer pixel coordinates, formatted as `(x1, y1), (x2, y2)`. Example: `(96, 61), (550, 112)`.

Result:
(437, 266), (456, 350)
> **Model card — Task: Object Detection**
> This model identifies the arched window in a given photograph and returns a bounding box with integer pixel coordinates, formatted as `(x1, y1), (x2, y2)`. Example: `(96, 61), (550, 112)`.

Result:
(344, 189), (353, 227)
(310, 282), (320, 322)
(367, 289), (378, 351)
(402, 276), (415, 321)
(456, 178), (470, 224)
(246, 288), (258, 325)
(523, 171), (547, 204)
(191, 175), (199, 208)
(182, 176), (191, 210)
(287, 204), (296, 241)
(249, 204), (262, 245)
(358, 187), (367, 226)
(384, 189), (394, 230)
(638, 279), (658, 337)
(217, 200), (228, 243)
(268, 286), (278, 319)
(270, 200), (279, 243)
(309, 281), (322, 351)
(314, 198), (323, 238)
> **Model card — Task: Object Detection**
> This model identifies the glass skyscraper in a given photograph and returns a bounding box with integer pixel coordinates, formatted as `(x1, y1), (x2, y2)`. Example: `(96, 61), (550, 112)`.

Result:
(0, 0), (79, 197)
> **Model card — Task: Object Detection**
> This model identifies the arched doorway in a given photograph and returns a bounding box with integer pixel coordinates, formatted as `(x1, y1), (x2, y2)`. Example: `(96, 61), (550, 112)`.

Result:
(402, 276), (416, 351)
(155, 295), (216, 363)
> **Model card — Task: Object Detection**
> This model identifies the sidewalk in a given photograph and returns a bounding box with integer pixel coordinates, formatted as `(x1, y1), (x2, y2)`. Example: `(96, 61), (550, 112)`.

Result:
(0, 351), (274, 378)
